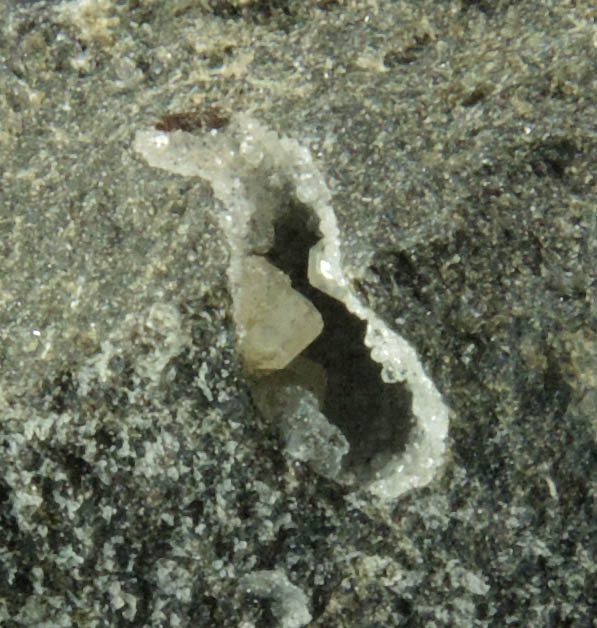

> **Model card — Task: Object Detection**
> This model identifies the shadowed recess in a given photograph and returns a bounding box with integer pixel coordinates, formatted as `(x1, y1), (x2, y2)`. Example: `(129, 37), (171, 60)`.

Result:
(261, 200), (414, 480)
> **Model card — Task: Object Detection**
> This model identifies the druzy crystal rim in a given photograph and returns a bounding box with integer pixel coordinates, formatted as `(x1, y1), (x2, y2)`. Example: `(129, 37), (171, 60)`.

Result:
(133, 114), (449, 501)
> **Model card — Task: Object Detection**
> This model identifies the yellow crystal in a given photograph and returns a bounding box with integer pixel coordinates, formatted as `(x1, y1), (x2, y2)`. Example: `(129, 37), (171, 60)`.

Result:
(234, 256), (323, 372)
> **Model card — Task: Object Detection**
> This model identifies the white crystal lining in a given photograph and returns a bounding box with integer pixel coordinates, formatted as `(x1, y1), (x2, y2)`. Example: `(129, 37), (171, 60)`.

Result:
(133, 115), (449, 501)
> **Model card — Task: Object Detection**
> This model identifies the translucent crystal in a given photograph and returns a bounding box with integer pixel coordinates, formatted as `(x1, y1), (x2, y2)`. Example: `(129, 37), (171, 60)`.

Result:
(234, 256), (323, 372)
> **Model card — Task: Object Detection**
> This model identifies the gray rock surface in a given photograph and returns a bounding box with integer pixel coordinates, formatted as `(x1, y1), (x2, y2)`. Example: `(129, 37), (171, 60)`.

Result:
(1, 0), (595, 626)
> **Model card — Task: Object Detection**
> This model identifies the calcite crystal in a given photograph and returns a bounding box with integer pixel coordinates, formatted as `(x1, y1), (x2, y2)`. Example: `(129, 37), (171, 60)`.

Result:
(233, 255), (323, 372)
(133, 114), (449, 501)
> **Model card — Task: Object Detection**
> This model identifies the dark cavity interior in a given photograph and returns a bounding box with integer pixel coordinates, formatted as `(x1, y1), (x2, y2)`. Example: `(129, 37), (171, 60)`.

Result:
(257, 198), (414, 481)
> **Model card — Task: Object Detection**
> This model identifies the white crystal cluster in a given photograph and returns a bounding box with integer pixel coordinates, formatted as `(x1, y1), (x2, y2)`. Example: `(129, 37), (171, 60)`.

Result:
(133, 114), (449, 501)
(240, 570), (312, 628)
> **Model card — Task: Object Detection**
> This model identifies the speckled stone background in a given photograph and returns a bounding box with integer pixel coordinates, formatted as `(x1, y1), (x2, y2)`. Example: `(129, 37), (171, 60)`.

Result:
(1, 0), (595, 626)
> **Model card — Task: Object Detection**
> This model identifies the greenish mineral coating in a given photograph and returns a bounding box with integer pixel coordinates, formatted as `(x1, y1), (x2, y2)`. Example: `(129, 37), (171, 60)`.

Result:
(1, 1), (595, 626)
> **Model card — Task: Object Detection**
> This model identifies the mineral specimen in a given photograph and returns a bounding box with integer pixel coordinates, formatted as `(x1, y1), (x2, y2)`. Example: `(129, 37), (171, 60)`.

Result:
(133, 114), (449, 501)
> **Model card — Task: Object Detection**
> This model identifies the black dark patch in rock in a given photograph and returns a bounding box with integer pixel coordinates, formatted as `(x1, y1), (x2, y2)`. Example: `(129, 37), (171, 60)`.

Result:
(528, 136), (578, 179)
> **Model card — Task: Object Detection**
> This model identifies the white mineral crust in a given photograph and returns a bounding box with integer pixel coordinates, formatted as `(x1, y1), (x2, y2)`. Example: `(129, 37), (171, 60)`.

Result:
(133, 114), (449, 501)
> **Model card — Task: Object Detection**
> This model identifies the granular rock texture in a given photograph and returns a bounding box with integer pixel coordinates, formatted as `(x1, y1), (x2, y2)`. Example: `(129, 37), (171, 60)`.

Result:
(0, 0), (595, 626)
